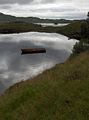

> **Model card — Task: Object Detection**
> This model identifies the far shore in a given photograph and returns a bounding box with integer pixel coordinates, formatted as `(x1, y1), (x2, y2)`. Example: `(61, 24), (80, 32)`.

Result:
(0, 22), (82, 40)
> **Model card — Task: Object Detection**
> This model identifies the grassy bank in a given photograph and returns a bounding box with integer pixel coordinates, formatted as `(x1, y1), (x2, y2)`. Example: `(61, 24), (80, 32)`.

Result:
(0, 50), (89, 120)
(0, 22), (83, 39)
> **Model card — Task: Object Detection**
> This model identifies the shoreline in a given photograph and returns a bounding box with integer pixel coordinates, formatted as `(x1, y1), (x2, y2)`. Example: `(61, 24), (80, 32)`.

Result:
(0, 22), (82, 40)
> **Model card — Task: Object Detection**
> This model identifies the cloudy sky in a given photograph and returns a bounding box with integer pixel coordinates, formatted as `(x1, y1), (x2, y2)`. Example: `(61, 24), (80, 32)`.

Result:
(0, 0), (89, 19)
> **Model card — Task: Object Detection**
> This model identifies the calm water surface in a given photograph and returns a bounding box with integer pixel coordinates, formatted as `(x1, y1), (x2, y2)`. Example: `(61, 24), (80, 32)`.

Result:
(34, 23), (69, 27)
(0, 32), (77, 94)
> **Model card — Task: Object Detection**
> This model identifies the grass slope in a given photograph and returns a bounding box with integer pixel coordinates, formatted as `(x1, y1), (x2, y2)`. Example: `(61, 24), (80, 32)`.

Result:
(0, 50), (89, 120)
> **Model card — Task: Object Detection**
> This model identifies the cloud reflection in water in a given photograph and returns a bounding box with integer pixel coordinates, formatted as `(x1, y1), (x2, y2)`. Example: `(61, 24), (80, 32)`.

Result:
(0, 32), (77, 94)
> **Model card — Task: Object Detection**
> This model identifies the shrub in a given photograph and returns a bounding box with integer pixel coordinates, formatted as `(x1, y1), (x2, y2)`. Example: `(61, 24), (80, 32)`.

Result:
(73, 40), (89, 54)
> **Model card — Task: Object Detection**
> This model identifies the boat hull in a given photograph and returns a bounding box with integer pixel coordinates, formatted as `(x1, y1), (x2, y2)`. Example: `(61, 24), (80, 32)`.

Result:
(21, 48), (46, 54)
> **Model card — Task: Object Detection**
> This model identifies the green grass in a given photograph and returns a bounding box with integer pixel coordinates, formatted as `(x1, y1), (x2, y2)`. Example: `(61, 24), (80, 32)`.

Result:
(0, 23), (43, 33)
(0, 50), (89, 120)
(0, 22), (82, 39)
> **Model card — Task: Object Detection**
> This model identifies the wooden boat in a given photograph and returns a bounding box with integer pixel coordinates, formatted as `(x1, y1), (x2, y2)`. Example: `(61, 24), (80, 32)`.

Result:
(21, 48), (46, 55)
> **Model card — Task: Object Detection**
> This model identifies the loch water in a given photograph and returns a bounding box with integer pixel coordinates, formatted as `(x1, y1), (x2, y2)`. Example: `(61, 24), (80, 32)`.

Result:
(0, 31), (77, 94)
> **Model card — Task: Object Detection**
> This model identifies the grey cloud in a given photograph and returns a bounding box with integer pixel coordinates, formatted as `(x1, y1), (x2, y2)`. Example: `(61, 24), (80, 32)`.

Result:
(48, 14), (86, 19)
(0, 0), (34, 4)
(41, 0), (55, 3)
(0, 5), (12, 9)
(0, 0), (56, 4)
(0, 0), (88, 19)
(0, 0), (72, 4)
(31, 8), (76, 12)
(41, 0), (71, 3)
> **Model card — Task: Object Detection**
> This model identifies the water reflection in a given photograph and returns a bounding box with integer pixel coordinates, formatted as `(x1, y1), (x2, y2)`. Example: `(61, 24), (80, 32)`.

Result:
(0, 32), (77, 94)
(34, 23), (69, 27)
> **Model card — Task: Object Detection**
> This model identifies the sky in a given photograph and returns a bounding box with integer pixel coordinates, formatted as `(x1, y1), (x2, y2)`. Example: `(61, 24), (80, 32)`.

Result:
(0, 0), (89, 19)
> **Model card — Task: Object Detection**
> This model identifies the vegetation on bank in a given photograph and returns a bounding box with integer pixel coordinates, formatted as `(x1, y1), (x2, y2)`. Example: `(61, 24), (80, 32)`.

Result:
(0, 50), (89, 120)
(72, 12), (89, 54)
(0, 21), (82, 40)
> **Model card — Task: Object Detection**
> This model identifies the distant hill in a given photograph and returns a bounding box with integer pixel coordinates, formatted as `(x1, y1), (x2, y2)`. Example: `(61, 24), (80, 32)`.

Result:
(0, 12), (15, 20)
(0, 12), (85, 24)
(0, 12), (41, 24)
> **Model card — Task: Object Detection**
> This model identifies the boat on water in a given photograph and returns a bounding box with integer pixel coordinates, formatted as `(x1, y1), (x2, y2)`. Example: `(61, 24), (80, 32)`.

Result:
(21, 48), (46, 54)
